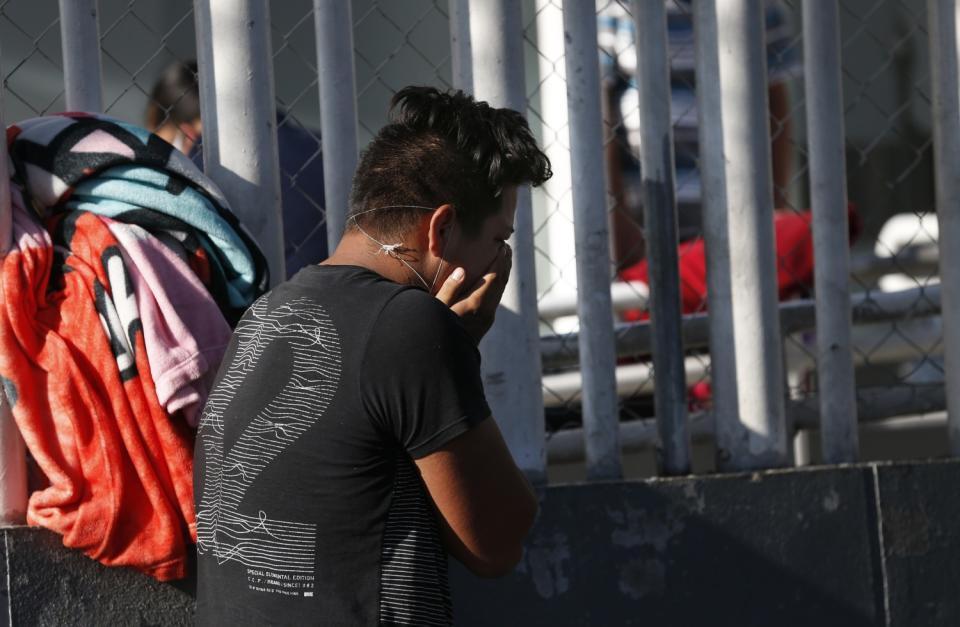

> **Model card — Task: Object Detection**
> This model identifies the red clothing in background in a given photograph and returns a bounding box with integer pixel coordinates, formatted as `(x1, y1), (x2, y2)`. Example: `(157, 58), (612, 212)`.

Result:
(618, 207), (860, 321)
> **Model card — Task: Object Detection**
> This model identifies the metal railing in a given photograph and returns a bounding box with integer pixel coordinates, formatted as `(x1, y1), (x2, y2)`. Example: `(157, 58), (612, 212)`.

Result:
(633, 0), (689, 474)
(1, 0), (958, 522)
(562, 0), (621, 479)
(0, 93), (24, 525)
(195, 0), (286, 284)
(928, 0), (960, 456)
(467, 0), (549, 482)
(804, 0), (858, 463)
(314, 0), (358, 252)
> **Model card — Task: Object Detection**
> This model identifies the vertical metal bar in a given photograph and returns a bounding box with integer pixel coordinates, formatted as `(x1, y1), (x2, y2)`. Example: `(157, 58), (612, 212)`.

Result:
(0, 89), (27, 523)
(314, 0), (360, 253)
(562, 0), (621, 480)
(928, 0), (960, 456)
(0, 389), (27, 525)
(449, 0), (473, 93)
(0, 124), (9, 259)
(468, 0), (545, 483)
(803, 0), (859, 463)
(194, 0), (286, 285)
(714, 0), (789, 470)
(694, 0), (741, 459)
(534, 0), (578, 346)
(793, 429), (813, 466)
(632, 0), (691, 475)
(58, 0), (103, 112)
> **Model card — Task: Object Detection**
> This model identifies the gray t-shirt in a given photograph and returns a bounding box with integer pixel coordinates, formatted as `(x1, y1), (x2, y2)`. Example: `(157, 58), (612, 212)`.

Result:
(194, 264), (490, 626)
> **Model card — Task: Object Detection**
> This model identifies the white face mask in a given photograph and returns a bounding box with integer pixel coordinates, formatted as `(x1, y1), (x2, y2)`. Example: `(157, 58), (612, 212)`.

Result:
(348, 205), (454, 293)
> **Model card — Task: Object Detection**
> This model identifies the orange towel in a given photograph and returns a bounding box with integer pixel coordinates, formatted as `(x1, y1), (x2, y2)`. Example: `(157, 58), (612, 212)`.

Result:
(0, 203), (195, 580)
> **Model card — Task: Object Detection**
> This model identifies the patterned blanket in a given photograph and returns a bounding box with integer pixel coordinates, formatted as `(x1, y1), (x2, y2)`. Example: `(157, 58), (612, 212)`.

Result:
(7, 113), (268, 320)
(0, 113), (264, 580)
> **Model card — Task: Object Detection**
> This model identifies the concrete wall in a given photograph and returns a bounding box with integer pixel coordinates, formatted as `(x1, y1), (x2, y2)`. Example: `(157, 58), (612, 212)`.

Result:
(453, 458), (960, 626)
(3, 458), (958, 626)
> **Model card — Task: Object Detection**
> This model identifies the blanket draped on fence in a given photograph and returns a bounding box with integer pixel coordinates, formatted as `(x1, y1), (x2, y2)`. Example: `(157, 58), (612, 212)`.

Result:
(0, 113), (262, 580)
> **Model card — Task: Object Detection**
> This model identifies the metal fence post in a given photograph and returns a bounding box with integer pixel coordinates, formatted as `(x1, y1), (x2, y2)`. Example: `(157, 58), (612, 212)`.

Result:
(314, 0), (360, 253)
(562, 0), (622, 480)
(468, 0), (545, 482)
(632, 0), (691, 475)
(694, 0), (741, 470)
(0, 388), (27, 525)
(803, 0), (859, 463)
(194, 0), (286, 285)
(714, 0), (789, 470)
(449, 0), (473, 94)
(58, 0), (103, 112)
(0, 92), (27, 524)
(928, 0), (960, 455)
(534, 1), (578, 336)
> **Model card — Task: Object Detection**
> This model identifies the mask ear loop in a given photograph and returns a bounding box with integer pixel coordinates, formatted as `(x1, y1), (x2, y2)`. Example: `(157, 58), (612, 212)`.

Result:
(348, 205), (454, 293)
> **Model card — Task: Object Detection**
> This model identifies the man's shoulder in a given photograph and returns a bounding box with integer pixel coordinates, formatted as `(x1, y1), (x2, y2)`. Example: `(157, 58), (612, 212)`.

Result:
(379, 286), (461, 331)
(254, 265), (403, 317)
(278, 267), (454, 325)
(360, 287), (473, 363)
(283, 264), (385, 290)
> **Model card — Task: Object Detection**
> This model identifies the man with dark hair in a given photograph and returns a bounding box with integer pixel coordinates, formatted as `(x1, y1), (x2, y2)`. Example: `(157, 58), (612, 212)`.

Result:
(146, 60), (329, 277)
(194, 86), (551, 625)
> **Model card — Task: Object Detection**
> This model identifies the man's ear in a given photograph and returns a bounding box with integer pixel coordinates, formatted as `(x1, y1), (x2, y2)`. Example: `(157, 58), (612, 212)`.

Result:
(427, 204), (456, 257)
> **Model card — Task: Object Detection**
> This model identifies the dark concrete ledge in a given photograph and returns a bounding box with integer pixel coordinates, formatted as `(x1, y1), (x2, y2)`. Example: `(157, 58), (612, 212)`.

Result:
(1, 525), (195, 627)
(451, 458), (960, 627)
(876, 461), (960, 626)
(3, 459), (958, 626)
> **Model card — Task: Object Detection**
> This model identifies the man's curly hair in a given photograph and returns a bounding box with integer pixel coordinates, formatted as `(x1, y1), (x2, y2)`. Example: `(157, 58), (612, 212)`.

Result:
(349, 86), (552, 237)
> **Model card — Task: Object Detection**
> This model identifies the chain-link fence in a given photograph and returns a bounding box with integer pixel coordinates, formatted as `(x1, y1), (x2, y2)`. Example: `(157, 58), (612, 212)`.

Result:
(0, 0), (947, 478)
(541, 0), (945, 476)
(787, 0), (944, 464)
(523, 0), (946, 475)
(1, 0), (334, 276)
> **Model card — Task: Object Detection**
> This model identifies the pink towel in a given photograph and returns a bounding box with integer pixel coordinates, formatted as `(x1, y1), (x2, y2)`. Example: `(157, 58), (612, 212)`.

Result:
(101, 217), (232, 426)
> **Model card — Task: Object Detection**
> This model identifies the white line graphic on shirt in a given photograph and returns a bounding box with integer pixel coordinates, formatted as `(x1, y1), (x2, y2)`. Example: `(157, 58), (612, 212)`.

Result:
(195, 296), (342, 578)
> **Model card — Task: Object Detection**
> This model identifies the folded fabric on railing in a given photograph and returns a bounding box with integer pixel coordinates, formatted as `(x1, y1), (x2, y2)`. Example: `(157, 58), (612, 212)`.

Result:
(101, 216), (233, 427)
(0, 195), (197, 580)
(0, 114), (261, 580)
(6, 113), (268, 321)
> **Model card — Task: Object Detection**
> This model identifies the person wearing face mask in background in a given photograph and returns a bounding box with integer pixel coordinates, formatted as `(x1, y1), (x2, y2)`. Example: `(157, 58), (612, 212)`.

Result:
(145, 60), (329, 278)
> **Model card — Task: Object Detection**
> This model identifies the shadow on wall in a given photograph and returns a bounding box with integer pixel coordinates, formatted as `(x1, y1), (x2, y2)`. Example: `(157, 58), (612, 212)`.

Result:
(451, 460), (959, 627)
(4, 462), (958, 626)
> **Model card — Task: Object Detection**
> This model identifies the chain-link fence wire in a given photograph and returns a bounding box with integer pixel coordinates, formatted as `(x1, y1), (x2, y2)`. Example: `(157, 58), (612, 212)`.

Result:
(0, 0), (333, 277)
(782, 0), (943, 450)
(1, 0), (66, 120)
(99, 2), (195, 124)
(0, 0), (945, 465)
(0, 1), (197, 127)
(528, 0), (717, 450)
(352, 0), (453, 144)
(269, 1), (328, 272)
(533, 0), (718, 437)
(530, 0), (945, 468)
